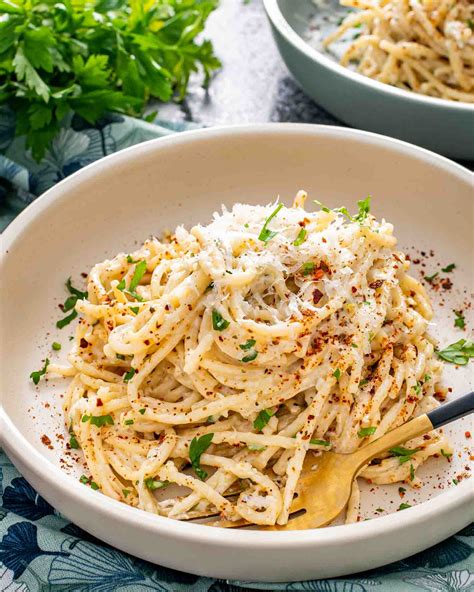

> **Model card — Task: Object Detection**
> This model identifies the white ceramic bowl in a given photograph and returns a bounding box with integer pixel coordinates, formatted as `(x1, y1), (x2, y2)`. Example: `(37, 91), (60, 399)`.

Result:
(1, 124), (473, 583)
(263, 0), (474, 160)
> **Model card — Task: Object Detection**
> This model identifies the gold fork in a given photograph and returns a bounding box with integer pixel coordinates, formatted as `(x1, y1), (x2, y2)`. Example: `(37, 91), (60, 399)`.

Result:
(203, 392), (473, 530)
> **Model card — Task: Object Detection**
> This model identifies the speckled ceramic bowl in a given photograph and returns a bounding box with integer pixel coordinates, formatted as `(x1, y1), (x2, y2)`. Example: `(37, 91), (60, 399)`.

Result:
(264, 0), (474, 160)
(1, 125), (473, 582)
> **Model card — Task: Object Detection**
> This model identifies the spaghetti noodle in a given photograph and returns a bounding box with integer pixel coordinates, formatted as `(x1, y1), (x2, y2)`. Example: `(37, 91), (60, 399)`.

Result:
(50, 193), (450, 526)
(323, 0), (474, 103)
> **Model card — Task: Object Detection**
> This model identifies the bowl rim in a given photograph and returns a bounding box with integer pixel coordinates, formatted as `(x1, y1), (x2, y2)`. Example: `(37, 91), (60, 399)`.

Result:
(1, 123), (473, 550)
(263, 0), (474, 113)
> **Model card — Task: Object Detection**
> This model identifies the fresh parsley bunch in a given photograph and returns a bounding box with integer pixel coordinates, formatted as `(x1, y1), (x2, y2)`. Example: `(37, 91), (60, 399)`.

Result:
(0, 0), (220, 161)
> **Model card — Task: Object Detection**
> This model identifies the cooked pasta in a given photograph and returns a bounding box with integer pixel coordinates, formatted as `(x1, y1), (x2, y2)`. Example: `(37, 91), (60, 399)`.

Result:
(50, 192), (450, 527)
(323, 0), (474, 102)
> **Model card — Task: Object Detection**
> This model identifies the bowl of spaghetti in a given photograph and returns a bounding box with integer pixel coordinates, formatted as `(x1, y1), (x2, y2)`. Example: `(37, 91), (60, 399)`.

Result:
(264, 0), (474, 159)
(1, 124), (473, 582)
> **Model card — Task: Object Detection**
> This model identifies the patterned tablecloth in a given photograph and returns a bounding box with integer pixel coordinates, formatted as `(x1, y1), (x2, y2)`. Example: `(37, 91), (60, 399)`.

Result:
(1, 109), (473, 591)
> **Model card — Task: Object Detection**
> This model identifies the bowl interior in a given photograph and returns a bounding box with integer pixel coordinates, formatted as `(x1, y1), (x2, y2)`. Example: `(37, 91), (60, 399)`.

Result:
(1, 125), (473, 523)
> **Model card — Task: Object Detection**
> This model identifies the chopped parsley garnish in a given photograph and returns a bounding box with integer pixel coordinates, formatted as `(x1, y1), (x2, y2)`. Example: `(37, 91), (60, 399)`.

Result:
(126, 255), (140, 263)
(313, 199), (331, 213)
(398, 487), (406, 494)
(453, 478), (459, 485)
(423, 374), (431, 383)
(130, 306), (140, 315)
(117, 260), (146, 301)
(116, 353), (126, 360)
(358, 427), (376, 438)
(424, 272), (438, 283)
(293, 228), (307, 246)
(56, 309), (78, 329)
(258, 203), (284, 243)
(301, 262), (315, 275)
(52, 342), (61, 351)
(145, 478), (169, 490)
(389, 446), (420, 464)
(124, 419), (134, 426)
(310, 439), (330, 446)
(409, 463), (415, 481)
(467, 19), (474, 31)
(454, 310), (466, 330)
(398, 503), (412, 511)
(333, 368), (341, 380)
(30, 358), (50, 385)
(138, 408), (146, 415)
(205, 282), (215, 292)
(57, 278), (87, 328)
(441, 263), (456, 273)
(79, 475), (99, 490)
(254, 409), (274, 432)
(122, 489), (131, 497)
(82, 414), (114, 427)
(212, 309), (230, 331)
(334, 196), (371, 224)
(189, 433), (214, 480)
(351, 343), (358, 348)
(413, 382), (422, 395)
(66, 277), (88, 300)
(375, 508), (384, 513)
(436, 339), (474, 365)
(69, 431), (80, 449)
(240, 339), (256, 351)
(123, 368), (136, 382)
(359, 379), (369, 387)
(242, 350), (258, 363)
(440, 449), (452, 458)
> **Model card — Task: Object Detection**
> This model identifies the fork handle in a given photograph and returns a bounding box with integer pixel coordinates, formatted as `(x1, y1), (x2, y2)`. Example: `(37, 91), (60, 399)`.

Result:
(427, 391), (474, 428)
(353, 392), (474, 468)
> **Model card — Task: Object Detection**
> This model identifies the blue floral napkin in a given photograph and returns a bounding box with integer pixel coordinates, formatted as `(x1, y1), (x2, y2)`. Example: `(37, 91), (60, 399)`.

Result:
(1, 113), (472, 591)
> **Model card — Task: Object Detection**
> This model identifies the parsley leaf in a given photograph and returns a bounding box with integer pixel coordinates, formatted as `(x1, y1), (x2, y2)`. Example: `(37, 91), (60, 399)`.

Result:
(358, 426), (376, 438)
(333, 368), (341, 380)
(354, 196), (371, 223)
(239, 339), (256, 351)
(69, 431), (80, 450)
(301, 262), (315, 275)
(436, 339), (474, 365)
(310, 439), (330, 446)
(82, 414), (114, 427)
(441, 263), (456, 273)
(30, 358), (50, 385)
(123, 368), (136, 382)
(258, 203), (283, 243)
(189, 433), (214, 480)
(212, 309), (230, 331)
(424, 272), (438, 283)
(145, 478), (169, 490)
(293, 228), (307, 246)
(398, 503), (412, 511)
(454, 310), (466, 330)
(389, 446), (420, 464)
(254, 409), (274, 432)
(1, 0), (220, 161)
(241, 350), (258, 363)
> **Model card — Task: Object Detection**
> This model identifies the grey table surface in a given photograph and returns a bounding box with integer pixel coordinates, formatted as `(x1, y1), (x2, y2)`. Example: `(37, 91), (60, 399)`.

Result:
(158, 0), (473, 171)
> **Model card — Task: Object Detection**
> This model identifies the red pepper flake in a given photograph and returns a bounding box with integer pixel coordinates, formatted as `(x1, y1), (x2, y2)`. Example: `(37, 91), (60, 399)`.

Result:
(465, 431), (471, 439)
(351, 286), (357, 294)
(369, 280), (384, 289)
(312, 289), (323, 304)
(97, 398), (103, 407)
(81, 272), (88, 278)
(41, 434), (53, 450)
(80, 338), (88, 348)
(441, 278), (453, 291)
